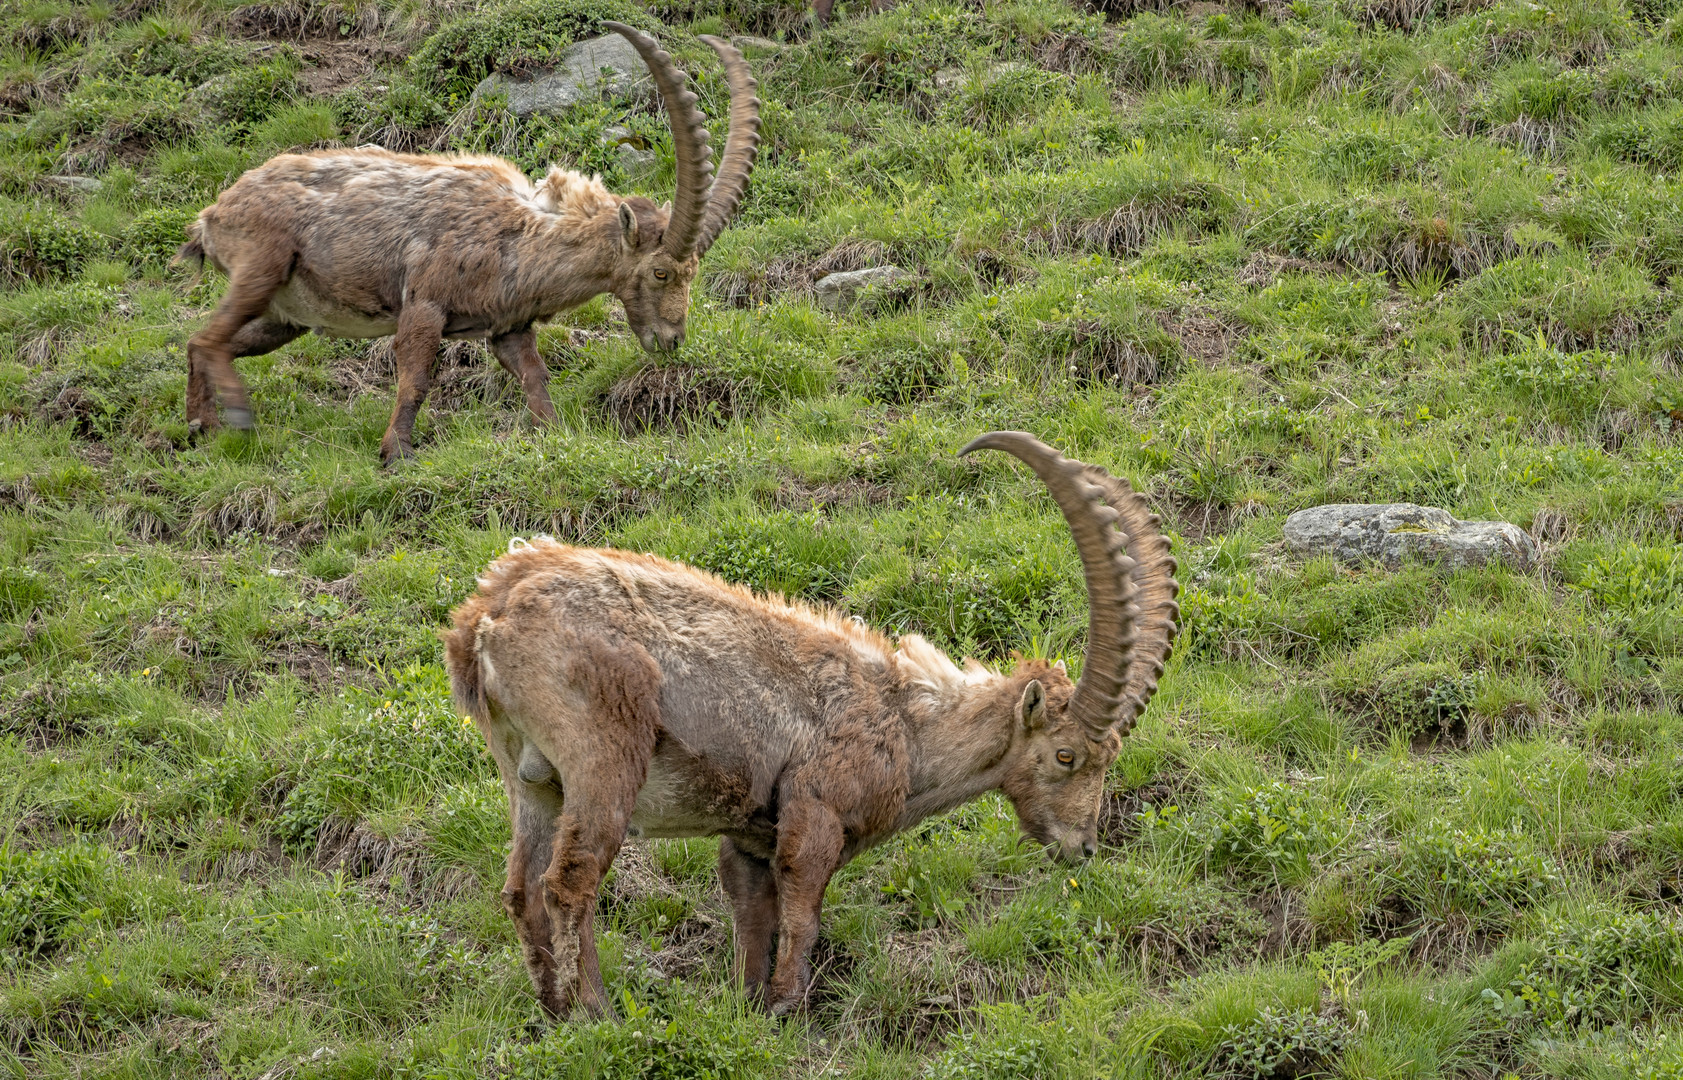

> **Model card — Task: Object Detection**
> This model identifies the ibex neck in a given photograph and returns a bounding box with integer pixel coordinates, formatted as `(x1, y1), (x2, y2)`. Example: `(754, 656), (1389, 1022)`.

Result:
(510, 214), (618, 313)
(896, 676), (1017, 828)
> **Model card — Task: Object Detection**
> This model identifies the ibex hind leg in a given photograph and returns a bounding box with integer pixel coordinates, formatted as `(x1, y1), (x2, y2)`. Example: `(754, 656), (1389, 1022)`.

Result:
(505, 776), (568, 1018)
(187, 317), (299, 436)
(719, 838), (779, 1002)
(185, 253), (294, 435)
(537, 641), (660, 1019)
(539, 788), (638, 1019)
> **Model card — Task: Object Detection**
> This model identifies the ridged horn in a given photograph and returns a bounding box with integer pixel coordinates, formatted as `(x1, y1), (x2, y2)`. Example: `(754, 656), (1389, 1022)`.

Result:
(604, 22), (712, 258)
(960, 432), (1178, 738)
(694, 34), (761, 258)
(1071, 465), (1179, 735)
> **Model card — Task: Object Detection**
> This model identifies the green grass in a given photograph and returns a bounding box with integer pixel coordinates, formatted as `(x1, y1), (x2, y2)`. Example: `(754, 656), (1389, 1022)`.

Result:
(3, 0), (1683, 1074)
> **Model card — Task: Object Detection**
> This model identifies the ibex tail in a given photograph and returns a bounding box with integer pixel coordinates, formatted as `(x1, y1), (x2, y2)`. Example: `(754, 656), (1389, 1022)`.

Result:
(442, 607), (494, 726)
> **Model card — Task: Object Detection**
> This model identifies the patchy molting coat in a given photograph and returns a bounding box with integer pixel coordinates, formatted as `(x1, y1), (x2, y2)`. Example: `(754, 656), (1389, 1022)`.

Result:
(193, 152), (658, 343)
(440, 433), (1177, 1023)
(175, 25), (760, 466)
(444, 539), (1090, 1018)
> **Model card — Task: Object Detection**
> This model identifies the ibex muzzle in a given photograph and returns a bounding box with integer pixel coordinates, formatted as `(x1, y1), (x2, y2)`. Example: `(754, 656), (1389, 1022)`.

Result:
(444, 432), (1179, 1020)
(177, 24), (760, 464)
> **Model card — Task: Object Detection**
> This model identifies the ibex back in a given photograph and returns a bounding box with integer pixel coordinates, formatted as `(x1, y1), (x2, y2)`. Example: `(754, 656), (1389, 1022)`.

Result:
(178, 24), (759, 465)
(443, 432), (1179, 1019)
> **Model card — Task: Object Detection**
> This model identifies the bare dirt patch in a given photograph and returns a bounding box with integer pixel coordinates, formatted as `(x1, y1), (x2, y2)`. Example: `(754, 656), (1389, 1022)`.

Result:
(1164, 492), (1267, 542)
(1098, 770), (1190, 848)
(298, 38), (409, 96)
(1159, 308), (1239, 364)
(773, 475), (893, 510)
(1237, 252), (1346, 288)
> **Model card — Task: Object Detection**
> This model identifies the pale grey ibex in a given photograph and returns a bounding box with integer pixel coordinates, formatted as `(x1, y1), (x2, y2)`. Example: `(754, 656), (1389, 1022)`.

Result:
(177, 24), (760, 465)
(443, 432), (1179, 1019)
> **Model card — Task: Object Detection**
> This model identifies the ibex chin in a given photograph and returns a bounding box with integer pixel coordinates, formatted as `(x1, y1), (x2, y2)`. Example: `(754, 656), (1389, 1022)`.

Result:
(443, 432), (1179, 1019)
(177, 24), (760, 465)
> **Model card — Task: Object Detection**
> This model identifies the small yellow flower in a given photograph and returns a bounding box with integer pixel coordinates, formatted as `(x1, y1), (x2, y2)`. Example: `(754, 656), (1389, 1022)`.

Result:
(141, 668), (151, 676)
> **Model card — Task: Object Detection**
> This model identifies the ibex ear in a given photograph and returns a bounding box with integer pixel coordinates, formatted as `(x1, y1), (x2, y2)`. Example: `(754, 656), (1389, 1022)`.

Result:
(618, 202), (639, 250)
(1018, 680), (1047, 731)
(1053, 658), (1067, 674)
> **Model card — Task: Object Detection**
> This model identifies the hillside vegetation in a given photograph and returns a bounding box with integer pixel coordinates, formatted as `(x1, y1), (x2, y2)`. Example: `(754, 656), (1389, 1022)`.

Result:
(3, 0), (1683, 1073)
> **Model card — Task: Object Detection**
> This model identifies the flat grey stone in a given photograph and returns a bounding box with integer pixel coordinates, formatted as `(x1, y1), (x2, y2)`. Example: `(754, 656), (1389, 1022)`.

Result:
(814, 265), (909, 312)
(43, 175), (101, 192)
(472, 34), (653, 117)
(730, 35), (782, 52)
(1283, 503), (1538, 571)
(933, 61), (1031, 92)
(603, 125), (656, 170)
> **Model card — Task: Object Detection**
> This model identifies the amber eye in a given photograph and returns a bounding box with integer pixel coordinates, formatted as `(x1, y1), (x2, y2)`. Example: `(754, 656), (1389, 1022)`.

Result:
(1056, 750), (1075, 766)
(653, 269), (669, 281)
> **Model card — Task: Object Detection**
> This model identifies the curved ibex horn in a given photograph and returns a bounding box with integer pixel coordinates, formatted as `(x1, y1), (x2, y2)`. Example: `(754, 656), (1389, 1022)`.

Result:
(694, 34), (761, 258)
(960, 432), (1179, 738)
(603, 22), (712, 259)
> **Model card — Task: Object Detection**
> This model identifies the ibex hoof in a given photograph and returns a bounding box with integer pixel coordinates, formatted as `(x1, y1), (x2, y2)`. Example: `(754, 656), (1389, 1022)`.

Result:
(224, 406), (255, 431)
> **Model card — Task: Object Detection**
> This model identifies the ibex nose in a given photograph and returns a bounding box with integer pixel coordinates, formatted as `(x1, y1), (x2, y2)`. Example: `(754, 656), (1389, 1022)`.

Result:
(1053, 835), (1096, 863)
(662, 328), (685, 351)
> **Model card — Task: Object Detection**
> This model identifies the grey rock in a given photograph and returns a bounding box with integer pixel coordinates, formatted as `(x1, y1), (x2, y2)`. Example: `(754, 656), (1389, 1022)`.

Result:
(933, 66), (965, 91)
(43, 175), (101, 193)
(729, 35), (782, 52)
(933, 61), (1030, 92)
(602, 125), (657, 171)
(814, 265), (910, 312)
(472, 34), (653, 117)
(1283, 503), (1539, 571)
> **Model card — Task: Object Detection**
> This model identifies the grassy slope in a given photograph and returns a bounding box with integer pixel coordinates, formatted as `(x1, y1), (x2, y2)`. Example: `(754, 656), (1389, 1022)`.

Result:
(4, 0), (1683, 1074)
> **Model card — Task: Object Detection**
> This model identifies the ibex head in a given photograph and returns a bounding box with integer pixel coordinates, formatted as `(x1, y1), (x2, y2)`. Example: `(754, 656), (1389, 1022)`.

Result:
(603, 24), (760, 353)
(959, 432), (1181, 863)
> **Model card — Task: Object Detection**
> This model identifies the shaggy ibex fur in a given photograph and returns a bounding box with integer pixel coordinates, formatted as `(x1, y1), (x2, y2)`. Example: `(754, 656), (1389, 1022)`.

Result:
(443, 432), (1179, 1019)
(177, 25), (760, 465)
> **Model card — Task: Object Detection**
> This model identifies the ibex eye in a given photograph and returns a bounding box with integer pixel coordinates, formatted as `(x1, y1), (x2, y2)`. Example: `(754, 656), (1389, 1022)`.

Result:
(1056, 750), (1075, 766)
(654, 269), (669, 281)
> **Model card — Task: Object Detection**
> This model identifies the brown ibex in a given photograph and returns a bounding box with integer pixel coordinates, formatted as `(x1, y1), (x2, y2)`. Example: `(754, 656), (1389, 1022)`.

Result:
(177, 24), (760, 465)
(443, 432), (1179, 1019)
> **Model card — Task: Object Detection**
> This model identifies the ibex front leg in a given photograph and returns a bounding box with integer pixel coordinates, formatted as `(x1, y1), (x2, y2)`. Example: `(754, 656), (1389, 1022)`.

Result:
(381, 303), (446, 467)
(767, 803), (845, 1015)
(490, 328), (558, 427)
(719, 838), (779, 1001)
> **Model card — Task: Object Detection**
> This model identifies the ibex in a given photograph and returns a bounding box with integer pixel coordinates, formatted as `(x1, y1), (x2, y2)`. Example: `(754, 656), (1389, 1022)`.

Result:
(176, 24), (760, 465)
(444, 432), (1179, 1019)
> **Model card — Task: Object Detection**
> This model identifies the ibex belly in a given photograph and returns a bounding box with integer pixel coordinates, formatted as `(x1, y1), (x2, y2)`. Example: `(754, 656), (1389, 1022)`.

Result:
(513, 736), (751, 840)
(267, 279), (398, 340)
(627, 741), (753, 840)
